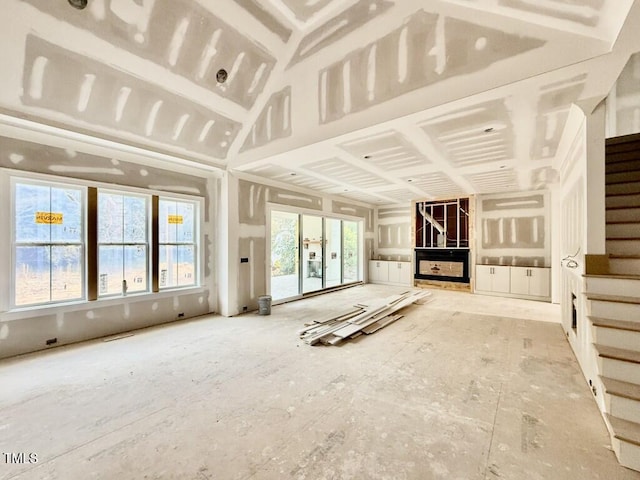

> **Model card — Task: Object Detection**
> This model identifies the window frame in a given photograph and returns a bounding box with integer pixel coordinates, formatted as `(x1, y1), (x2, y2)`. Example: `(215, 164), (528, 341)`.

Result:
(6, 170), (205, 313)
(10, 177), (87, 308)
(97, 188), (151, 298)
(157, 196), (200, 290)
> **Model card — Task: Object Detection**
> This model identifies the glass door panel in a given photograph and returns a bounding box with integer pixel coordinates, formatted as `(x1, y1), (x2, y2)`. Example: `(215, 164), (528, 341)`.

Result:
(302, 215), (323, 293)
(270, 211), (300, 301)
(343, 220), (359, 283)
(325, 218), (342, 288)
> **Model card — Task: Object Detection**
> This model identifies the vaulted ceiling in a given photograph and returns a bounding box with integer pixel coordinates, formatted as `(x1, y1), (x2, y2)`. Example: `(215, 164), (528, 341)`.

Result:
(1, 0), (639, 205)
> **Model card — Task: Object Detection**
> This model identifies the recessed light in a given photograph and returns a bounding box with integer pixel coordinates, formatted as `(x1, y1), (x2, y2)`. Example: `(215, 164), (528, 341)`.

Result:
(343, 189), (349, 192)
(68, 0), (88, 9)
(484, 127), (494, 133)
(216, 69), (228, 84)
(290, 172), (297, 176)
(499, 165), (506, 169)
(363, 155), (371, 159)
(407, 179), (413, 183)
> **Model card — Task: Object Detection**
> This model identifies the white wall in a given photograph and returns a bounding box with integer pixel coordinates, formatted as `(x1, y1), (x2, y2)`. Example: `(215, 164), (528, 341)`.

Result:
(222, 174), (375, 316)
(376, 205), (413, 263)
(554, 103), (606, 411)
(0, 136), (219, 360)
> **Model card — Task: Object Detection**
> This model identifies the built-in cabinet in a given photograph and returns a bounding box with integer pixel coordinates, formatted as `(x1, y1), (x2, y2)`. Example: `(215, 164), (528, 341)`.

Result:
(510, 267), (550, 298)
(475, 265), (550, 300)
(369, 260), (412, 286)
(475, 265), (510, 293)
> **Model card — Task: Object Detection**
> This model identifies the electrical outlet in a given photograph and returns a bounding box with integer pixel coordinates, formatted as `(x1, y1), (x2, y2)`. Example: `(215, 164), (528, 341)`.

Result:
(177, 312), (185, 318)
(46, 338), (57, 346)
(243, 306), (248, 312)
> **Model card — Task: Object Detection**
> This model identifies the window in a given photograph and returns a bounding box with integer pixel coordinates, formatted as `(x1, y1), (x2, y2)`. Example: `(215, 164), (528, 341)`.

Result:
(98, 191), (149, 296)
(13, 181), (84, 306)
(158, 198), (197, 288)
(10, 173), (202, 308)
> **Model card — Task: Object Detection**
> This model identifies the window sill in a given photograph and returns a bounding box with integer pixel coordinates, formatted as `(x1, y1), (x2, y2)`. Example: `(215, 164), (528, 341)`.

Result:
(1, 286), (208, 321)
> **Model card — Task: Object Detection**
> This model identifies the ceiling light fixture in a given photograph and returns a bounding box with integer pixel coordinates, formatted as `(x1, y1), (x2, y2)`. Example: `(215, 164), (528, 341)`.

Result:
(216, 69), (228, 84)
(484, 127), (494, 133)
(290, 172), (297, 176)
(363, 155), (371, 159)
(68, 0), (88, 9)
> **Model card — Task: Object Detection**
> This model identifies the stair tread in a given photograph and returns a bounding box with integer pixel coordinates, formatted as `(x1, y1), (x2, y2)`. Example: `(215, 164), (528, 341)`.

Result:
(586, 293), (640, 304)
(607, 190), (640, 197)
(595, 344), (640, 364)
(609, 255), (640, 259)
(607, 206), (640, 211)
(606, 414), (640, 446)
(601, 376), (640, 402)
(606, 220), (640, 224)
(606, 237), (640, 241)
(585, 273), (640, 280)
(591, 317), (640, 332)
(608, 179), (640, 185)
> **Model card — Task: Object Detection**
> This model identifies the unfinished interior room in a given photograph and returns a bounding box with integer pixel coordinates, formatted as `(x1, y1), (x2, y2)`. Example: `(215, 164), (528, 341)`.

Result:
(2, 0), (640, 478)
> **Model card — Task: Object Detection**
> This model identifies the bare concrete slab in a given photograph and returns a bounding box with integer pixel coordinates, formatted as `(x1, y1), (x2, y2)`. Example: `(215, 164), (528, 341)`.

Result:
(0, 285), (637, 479)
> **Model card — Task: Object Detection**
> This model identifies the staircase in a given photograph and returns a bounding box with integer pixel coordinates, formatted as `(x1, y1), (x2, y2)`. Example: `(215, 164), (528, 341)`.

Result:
(585, 134), (640, 471)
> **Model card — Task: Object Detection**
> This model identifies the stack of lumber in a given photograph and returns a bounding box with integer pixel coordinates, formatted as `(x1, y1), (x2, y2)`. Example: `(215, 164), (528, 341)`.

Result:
(299, 290), (431, 346)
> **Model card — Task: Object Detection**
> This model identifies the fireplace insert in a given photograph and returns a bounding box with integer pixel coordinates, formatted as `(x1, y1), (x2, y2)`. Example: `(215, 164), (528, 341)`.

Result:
(415, 249), (470, 283)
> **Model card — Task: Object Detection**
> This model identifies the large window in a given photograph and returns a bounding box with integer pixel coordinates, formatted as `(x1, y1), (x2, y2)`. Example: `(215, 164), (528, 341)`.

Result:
(158, 198), (197, 289)
(98, 192), (149, 296)
(14, 181), (84, 306)
(11, 174), (202, 308)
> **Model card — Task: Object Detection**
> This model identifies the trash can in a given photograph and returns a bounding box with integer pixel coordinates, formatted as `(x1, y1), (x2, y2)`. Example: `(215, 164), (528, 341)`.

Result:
(258, 295), (272, 315)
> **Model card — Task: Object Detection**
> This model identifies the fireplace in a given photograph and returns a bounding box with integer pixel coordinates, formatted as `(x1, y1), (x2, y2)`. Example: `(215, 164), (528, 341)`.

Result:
(415, 249), (470, 283)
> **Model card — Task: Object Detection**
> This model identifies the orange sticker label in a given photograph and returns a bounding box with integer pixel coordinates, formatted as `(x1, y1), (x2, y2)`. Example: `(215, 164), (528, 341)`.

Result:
(168, 215), (183, 224)
(35, 212), (63, 224)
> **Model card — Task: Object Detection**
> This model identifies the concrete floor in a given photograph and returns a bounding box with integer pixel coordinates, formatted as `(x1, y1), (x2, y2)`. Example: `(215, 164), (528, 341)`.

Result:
(1, 285), (639, 480)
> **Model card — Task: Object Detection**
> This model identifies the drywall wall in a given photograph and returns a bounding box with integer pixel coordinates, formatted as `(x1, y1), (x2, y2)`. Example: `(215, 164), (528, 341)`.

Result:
(232, 177), (373, 314)
(475, 191), (551, 268)
(376, 205), (412, 262)
(241, 87), (292, 152)
(554, 103), (605, 412)
(318, 9), (544, 124)
(0, 136), (217, 360)
(607, 51), (640, 138)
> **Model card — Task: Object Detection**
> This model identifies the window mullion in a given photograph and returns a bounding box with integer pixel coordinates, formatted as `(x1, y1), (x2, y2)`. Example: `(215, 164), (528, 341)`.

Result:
(88, 187), (98, 301)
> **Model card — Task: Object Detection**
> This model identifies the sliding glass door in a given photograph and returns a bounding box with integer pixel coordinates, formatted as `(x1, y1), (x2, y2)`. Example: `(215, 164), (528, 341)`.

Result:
(302, 215), (323, 293)
(325, 218), (342, 288)
(270, 209), (361, 301)
(270, 211), (299, 301)
(343, 220), (359, 284)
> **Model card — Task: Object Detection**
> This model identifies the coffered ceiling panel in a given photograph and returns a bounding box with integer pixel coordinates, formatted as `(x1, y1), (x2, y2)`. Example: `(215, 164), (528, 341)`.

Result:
(304, 158), (390, 189)
(466, 169), (519, 193)
(420, 100), (513, 168)
(339, 130), (431, 171)
(403, 173), (466, 198)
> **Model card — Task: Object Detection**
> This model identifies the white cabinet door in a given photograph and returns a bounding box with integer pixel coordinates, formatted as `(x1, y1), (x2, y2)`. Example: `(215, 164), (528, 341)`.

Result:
(399, 262), (413, 285)
(492, 266), (511, 293)
(529, 268), (550, 297)
(475, 266), (494, 292)
(388, 262), (402, 284)
(369, 261), (389, 283)
(510, 267), (550, 297)
(509, 267), (530, 295)
(476, 265), (510, 293)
